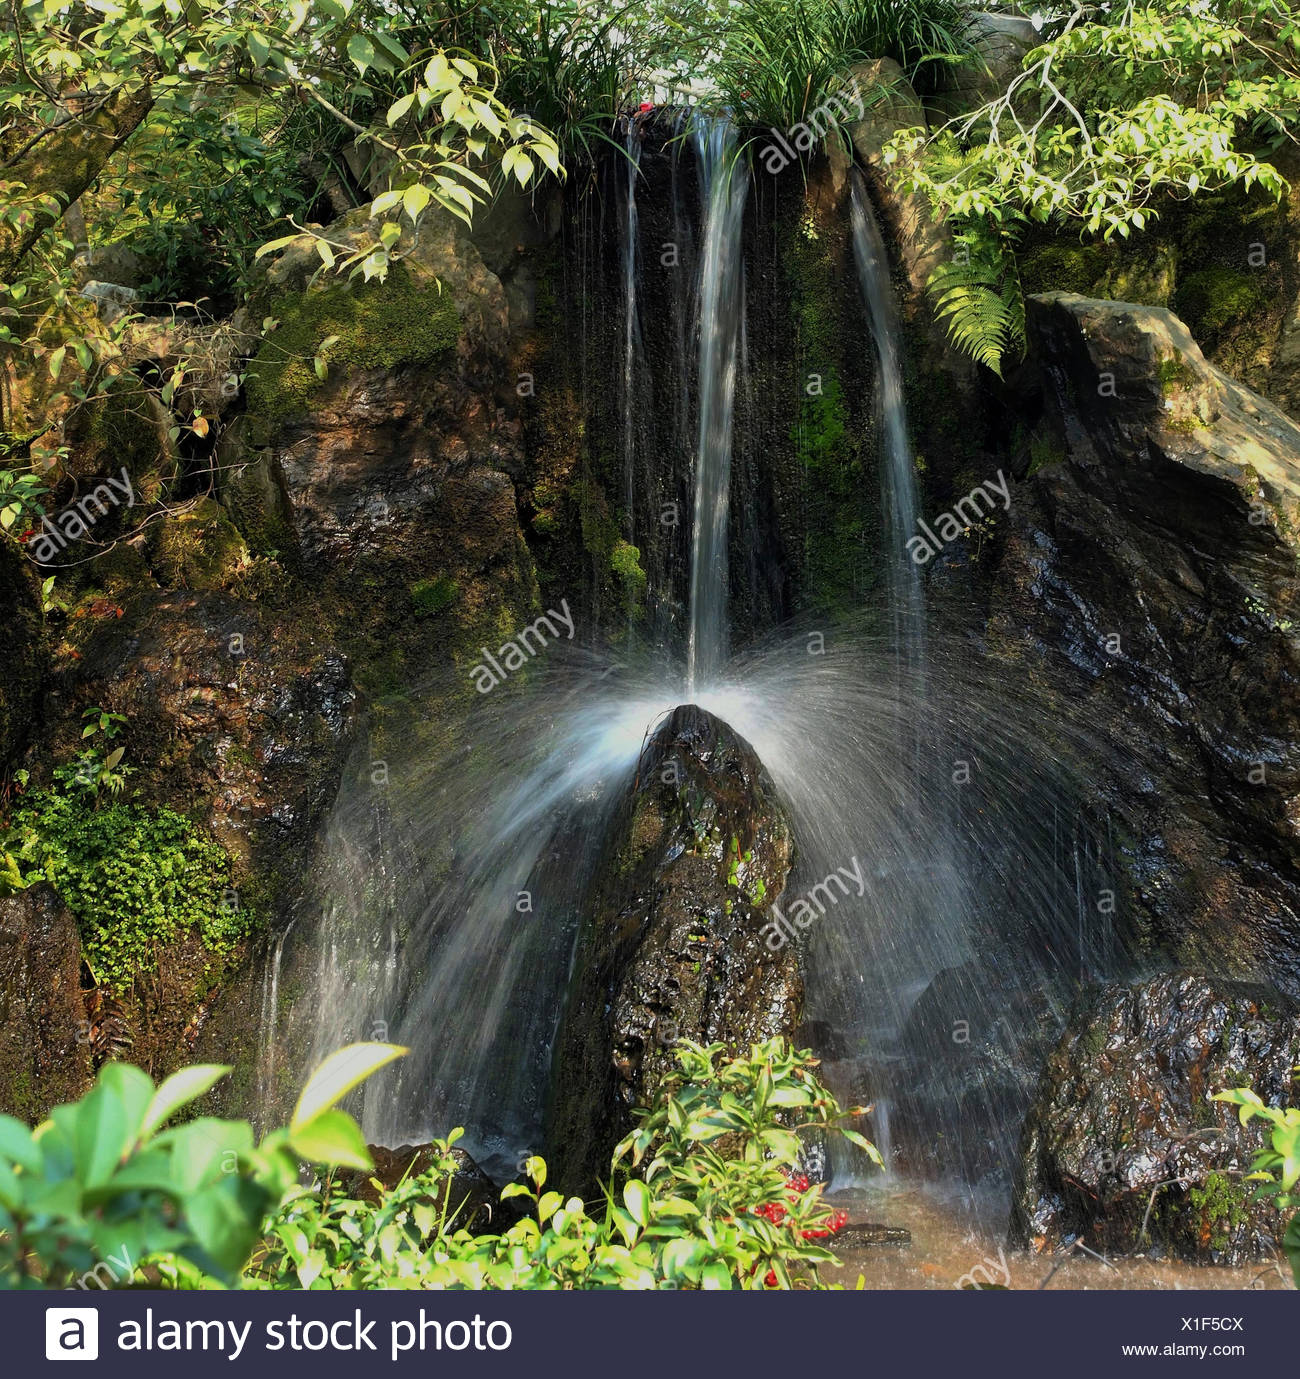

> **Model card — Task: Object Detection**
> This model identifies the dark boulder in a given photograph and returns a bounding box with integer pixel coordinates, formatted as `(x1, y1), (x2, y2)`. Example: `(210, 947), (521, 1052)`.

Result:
(0, 884), (91, 1121)
(984, 293), (1300, 997)
(1011, 971), (1300, 1264)
(545, 704), (801, 1191)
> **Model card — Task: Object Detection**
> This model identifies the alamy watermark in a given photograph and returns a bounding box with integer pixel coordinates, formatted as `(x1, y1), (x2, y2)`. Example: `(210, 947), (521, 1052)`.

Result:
(470, 599), (575, 694)
(760, 856), (866, 951)
(757, 78), (866, 176)
(25, 466), (135, 564)
(907, 470), (1010, 566)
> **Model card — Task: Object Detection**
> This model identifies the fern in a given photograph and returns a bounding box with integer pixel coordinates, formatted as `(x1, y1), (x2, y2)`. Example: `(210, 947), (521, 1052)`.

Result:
(927, 222), (1026, 378)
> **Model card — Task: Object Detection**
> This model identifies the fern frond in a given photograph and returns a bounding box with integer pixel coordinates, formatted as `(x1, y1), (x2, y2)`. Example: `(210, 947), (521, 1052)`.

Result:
(926, 221), (1026, 377)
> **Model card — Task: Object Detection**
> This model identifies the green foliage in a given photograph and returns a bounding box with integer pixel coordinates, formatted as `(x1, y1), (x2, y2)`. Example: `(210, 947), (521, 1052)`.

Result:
(708, 0), (974, 131)
(0, 1043), (405, 1288)
(1, 762), (248, 991)
(0, 1039), (875, 1291)
(1188, 1170), (1251, 1253)
(926, 223), (1026, 379)
(242, 1038), (876, 1290)
(1213, 1079), (1300, 1286)
(0, 468), (48, 535)
(892, 0), (1300, 372)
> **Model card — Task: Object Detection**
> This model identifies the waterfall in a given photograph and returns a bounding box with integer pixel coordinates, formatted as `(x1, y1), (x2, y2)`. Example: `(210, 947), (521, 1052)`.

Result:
(687, 116), (748, 688)
(265, 130), (1125, 1209)
(850, 170), (924, 667)
(621, 119), (643, 539)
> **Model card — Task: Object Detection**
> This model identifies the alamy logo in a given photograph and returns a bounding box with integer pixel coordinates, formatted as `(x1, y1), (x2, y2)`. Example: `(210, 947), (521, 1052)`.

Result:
(46, 1308), (99, 1360)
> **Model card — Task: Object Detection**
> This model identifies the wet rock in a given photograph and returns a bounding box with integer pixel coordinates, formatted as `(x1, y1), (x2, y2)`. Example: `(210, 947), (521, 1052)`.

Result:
(238, 207), (523, 573)
(51, 589), (354, 875)
(0, 537), (44, 768)
(1011, 971), (1300, 1264)
(545, 704), (801, 1191)
(0, 884), (92, 1120)
(32, 589), (356, 1082)
(833, 1223), (912, 1249)
(986, 294), (1300, 996)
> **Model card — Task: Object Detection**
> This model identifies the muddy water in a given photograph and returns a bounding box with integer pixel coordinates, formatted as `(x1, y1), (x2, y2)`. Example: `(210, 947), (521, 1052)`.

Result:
(824, 1185), (1293, 1291)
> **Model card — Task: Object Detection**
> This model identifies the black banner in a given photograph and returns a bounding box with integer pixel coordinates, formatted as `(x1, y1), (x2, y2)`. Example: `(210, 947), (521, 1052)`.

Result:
(10, 1289), (1295, 1377)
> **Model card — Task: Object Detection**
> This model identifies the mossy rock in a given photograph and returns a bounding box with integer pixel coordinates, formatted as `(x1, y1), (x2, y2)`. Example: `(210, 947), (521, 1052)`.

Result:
(217, 429), (298, 562)
(0, 537), (45, 766)
(411, 574), (459, 619)
(1173, 266), (1268, 343)
(64, 375), (172, 492)
(147, 497), (249, 590)
(245, 264), (460, 423)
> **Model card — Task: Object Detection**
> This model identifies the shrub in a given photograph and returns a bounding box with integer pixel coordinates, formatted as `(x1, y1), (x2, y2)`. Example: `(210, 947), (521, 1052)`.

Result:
(244, 1039), (878, 1290)
(1, 788), (249, 993)
(0, 1044), (405, 1288)
(1213, 1082), (1300, 1287)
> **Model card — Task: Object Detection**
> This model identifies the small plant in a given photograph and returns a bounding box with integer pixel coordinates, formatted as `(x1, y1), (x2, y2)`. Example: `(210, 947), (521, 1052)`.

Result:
(1, 712), (249, 991)
(1212, 1081), (1300, 1287)
(0, 1043), (405, 1288)
(0, 468), (49, 534)
(152, 1039), (876, 1290)
(52, 708), (133, 802)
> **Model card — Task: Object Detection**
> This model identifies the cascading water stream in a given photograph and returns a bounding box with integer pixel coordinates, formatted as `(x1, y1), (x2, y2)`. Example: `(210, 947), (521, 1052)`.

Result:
(687, 116), (748, 689)
(621, 118), (643, 539)
(850, 170), (924, 669)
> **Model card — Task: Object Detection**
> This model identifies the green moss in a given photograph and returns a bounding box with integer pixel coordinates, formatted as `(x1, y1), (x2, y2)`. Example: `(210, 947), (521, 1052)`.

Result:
(610, 539), (646, 613)
(69, 376), (167, 490)
(1188, 1170), (1250, 1253)
(246, 265), (460, 420)
(148, 496), (248, 590)
(411, 574), (459, 619)
(1157, 352), (1195, 394)
(784, 208), (873, 614)
(5, 789), (254, 994)
(1020, 242), (1110, 297)
(1027, 433), (1065, 477)
(1173, 266), (1267, 340)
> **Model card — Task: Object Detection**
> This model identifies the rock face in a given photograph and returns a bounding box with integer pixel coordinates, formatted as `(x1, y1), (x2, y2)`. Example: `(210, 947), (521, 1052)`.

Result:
(987, 293), (1300, 997)
(1011, 972), (1300, 1264)
(545, 705), (801, 1191)
(235, 208), (523, 573)
(0, 538), (44, 769)
(49, 590), (354, 876)
(0, 884), (92, 1120)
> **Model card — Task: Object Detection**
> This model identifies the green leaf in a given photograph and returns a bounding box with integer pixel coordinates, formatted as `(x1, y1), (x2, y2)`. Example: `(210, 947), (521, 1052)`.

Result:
(347, 34), (376, 76)
(246, 31), (271, 68)
(386, 93), (415, 127)
(73, 1083), (133, 1188)
(290, 1042), (406, 1132)
(403, 184), (431, 223)
(141, 1065), (230, 1139)
(0, 1114), (41, 1174)
(288, 1108), (372, 1169)
(48, 346), (65, 380)
(622, 1177), (650, 1227)
(255, 235), (302, 261)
